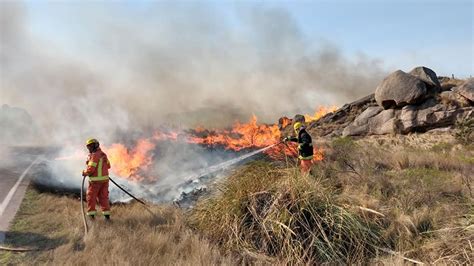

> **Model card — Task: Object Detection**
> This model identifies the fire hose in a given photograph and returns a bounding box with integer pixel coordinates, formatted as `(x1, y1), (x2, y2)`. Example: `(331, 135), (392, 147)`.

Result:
(77, 140), (293, 235)
(80, 176), (157, 235)
(80, 175), (89, 234)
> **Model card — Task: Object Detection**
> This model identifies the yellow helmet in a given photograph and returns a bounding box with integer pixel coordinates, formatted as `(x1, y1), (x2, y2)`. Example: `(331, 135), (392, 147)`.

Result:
(293, 122), (303, 131)
(86, 138), (99, 146)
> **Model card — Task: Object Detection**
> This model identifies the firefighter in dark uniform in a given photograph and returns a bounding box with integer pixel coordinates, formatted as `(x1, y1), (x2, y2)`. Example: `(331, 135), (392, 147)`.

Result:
(283, 122), (314, 173)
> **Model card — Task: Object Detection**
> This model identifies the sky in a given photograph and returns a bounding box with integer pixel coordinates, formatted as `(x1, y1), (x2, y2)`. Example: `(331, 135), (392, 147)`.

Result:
(22, 0), (473, 77)
(0, 0), (473, 145)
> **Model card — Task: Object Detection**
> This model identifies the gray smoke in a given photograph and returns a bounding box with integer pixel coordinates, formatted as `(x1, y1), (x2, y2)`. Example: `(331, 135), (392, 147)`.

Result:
(1, 2), (387, 202)
(1, 2), (386, 146)
(0, 104), (38, 144)
(33, 139), (268, 203)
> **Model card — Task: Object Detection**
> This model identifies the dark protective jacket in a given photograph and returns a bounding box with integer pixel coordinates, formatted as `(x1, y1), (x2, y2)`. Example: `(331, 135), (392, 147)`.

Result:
(287, 128), (314, 160)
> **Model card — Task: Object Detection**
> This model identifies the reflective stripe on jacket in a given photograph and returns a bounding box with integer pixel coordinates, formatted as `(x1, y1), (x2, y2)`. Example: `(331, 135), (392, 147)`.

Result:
(84, 148), (111, 182)
(288, 128), (314, 160)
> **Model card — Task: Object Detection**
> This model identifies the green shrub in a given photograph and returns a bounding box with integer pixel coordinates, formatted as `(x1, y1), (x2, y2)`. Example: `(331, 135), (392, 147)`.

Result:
(454, 117), (474, 145)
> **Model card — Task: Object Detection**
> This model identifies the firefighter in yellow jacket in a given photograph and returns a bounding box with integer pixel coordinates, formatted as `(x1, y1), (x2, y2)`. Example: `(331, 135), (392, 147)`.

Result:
(283, 122), (314, 173)
(82, 138), (112, 220)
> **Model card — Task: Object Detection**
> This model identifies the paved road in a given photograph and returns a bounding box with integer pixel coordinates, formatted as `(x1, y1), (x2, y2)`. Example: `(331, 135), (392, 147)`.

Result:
(0, 147), (45, 243)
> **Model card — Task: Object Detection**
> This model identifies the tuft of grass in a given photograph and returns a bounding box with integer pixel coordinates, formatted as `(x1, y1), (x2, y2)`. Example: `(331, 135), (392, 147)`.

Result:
(189, 162), (381, 264)
(430, 142), (454, 153)
(455, 117), (474, 146)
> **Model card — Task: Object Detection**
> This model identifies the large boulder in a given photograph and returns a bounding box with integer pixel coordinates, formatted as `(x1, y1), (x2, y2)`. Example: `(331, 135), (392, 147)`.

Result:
(409, 66), (441, 91)
(452, 78), (474, 102)
(342, 107), (396, 136)
(342, 123), (368, 136)
(342, 106), (383, 136)
(375, 70), (427, 109)
(368, 109), (397, 135)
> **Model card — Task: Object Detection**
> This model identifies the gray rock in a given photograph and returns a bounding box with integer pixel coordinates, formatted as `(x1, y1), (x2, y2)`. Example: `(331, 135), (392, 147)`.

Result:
(353, 106), (383, 125)
(342, 124), (368, 136)
(400, 105), (418, 133)
(396, 102), (473, 134)
(342, 101), (474, 136)
(452, 78), (474, 102)
(341, 106), (383, 136)
(342, 108), (397, 136)
(368, 109), (397, 135)
(414, 104), (472, 130)
(375, 70), (427, 109)
(440, 91), (470, 107)
(409, 66), (441, 91)
(373, 118), (398, 135)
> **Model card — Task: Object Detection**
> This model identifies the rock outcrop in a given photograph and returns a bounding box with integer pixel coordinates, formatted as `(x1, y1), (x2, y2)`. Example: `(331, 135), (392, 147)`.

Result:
(375, 70), (427, 109)
(452, 78), (474, 102)
(342, 68), (474, 136)
(440, 91), (470, 107)
(409, 66), (441, 91)
(279, 67), (473, 138)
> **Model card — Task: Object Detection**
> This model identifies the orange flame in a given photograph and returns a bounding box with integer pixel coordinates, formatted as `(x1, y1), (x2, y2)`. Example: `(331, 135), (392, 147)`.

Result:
(188, 115), (280, 151)
(278, 117), (292, 130)
(304, 106), (338, 123)
(104, 139), (156, 181)
(54, 106), (336, 182)
(153, 131), (178, 141)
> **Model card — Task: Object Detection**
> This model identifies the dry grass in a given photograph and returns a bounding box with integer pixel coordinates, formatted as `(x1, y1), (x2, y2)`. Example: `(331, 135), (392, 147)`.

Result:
(0, 189), (235, 265)
(191, 135), (474, 264)
(2, 133), (473, 265)
(439, 77), (465, 91)
(189, 162), (381, 264)
(325, 136), (474, 263)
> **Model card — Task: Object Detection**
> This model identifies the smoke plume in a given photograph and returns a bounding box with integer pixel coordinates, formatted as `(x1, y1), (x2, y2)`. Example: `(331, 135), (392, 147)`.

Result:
(1, 2), (386, 146)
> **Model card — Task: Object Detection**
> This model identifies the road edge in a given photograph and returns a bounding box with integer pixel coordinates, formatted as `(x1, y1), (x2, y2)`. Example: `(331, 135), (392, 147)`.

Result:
(0, 157), (41, 244)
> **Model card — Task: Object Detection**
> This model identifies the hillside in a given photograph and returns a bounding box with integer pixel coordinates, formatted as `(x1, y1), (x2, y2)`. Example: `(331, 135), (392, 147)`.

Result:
(2, 130), (473, 264)
(1, 67), (473, 265)
(279, 67), (473, 139)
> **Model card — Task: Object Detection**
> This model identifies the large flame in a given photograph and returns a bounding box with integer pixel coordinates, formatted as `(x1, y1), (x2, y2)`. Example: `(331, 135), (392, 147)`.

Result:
(188, 115), (280, 151)
(104, 139), (156, 181)
(304, 106), (338, 123)
(56, 106), (336, 182)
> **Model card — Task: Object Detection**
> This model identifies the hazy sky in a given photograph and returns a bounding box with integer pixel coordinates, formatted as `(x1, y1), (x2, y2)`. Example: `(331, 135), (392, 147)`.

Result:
(23, 0), (473, 77)
(1, 0), (473, 145)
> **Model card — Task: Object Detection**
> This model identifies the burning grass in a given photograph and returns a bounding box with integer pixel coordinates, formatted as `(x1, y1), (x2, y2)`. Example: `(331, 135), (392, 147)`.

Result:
(2, 133), (473, 264)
